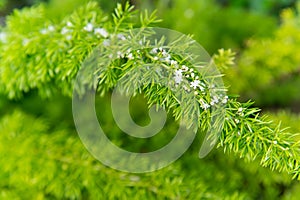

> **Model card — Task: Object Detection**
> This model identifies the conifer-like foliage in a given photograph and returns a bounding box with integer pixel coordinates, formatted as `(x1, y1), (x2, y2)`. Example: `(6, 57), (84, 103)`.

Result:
(226, 4), (300, 106)
(0, 1), (300, 199)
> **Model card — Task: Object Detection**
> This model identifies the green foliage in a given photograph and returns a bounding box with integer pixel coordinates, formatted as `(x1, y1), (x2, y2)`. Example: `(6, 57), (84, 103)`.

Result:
(0, 0), (6, 9)
(143, 0), (277, 53)
(213, 49), (236, 72)
(0, 109), (298, 199)
(217, 0), (296, 15)
(0, 0), (300, 199)
(226, 5), (300, 106)
(0, 0), (299, 177)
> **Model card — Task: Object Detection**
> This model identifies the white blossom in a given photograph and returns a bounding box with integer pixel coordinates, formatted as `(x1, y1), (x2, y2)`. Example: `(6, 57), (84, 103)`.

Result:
(162, 50), (168, 57)
(222, 95), (228, 104)
(84, 23), (94, 32)
(174, 75), (183, 84)
(199, 85), (205, 92)
(127, 53), (134, 60)
(210, 96), (219, 106)
(0, 32), (7, 43)
(117, 51), (124, 58)
(190, 80), (200, 89)
(174, 69), (183, 77)
(48, 25), (55, 32)
(40, 28), (48, 35)
(67, 21), (73, 27)
(182, 65), (188, 71)
(61, 27), (69, 35)
(103, 39), (110, 47)
(22, 39), (29, 46)
(170, 60), (178, 66)
(183, 85), (190, 92)
(94, 28), (109, 38)
(200, 99), (210, 110)
(174, 69), (183, 84)
(151, 48), (158, 54)
(66, 35), (72, 40)
(117, 33), (126, 40)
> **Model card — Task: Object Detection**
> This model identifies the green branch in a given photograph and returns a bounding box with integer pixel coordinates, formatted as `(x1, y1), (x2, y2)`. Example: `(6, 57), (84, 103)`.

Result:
(0, 1), (299, 179)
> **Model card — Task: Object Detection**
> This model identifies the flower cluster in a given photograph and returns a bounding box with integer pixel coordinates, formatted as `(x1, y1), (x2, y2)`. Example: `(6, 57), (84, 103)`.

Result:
(36, 17), (230, 113)
(39, 21), (111, 41)
(149, 47), (228, 110)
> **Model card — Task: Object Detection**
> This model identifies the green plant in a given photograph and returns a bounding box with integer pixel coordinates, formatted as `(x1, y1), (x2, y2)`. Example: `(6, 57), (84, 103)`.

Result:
(226, 4), (300, 106)
(0, 0), (300, 199)
(138, 0), (277, 53)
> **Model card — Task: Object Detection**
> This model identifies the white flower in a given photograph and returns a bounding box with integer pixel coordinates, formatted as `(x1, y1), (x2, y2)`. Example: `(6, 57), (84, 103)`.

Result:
(127, 53), (134, 60)
(182, 65), (188, 71)
(222, 96), (228, 104)
(22, 39), (29, 46)
(94, 28), (109, 38)
(67, 21), (73, 27)
(151, 48), (158, 54)
(190, 80), (200, 89)
(40, 28), (48, 34)
(199, 86), (205, 91)
(238, 108), (243, 112)
(174, 75), (183, 84)
(48, 25), (55, 32)
(84, 23), (94, 32)
(66, 35), (72, 40)
(210, 96), (219, 106)
(0, 32), (7, 43)
(164, 57), (171, 63)
(117, 51), (124, 58)
(61, 27), (69, 35)
(162, 50), (169, 57)
(273, 141), (278, 145)
(174, 69), (183, 84)
(174, 69), (183, 77)
(170, 60), (178, 66)
(117, 33), (126, 40)
(200, 99), (210, 110)
(103, 39), (110, 47)
(183, 85), (190, 92)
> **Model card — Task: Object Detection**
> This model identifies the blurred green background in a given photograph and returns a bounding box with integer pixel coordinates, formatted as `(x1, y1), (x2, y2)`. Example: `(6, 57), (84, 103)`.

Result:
(1, 0), (300, 199)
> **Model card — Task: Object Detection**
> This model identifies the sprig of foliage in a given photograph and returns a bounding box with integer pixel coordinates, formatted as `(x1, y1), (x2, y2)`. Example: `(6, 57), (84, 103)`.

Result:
(0, 1), (299, 180)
